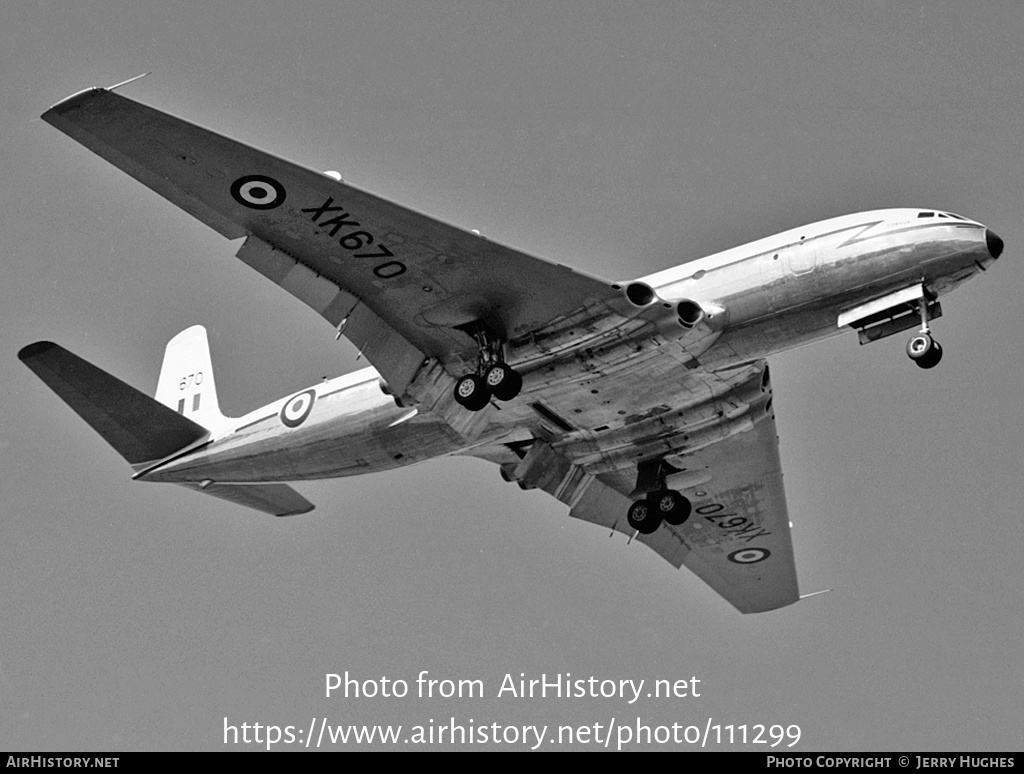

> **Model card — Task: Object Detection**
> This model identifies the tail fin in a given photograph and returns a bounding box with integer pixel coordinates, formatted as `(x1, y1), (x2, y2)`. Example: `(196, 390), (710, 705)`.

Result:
(21, 333), (317, 516)
(154, 325), (230, 432)
(18, 341), (209, 467)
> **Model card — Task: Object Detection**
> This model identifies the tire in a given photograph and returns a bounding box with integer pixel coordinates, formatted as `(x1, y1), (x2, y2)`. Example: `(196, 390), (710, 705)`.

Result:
(650, 489), (691, 526)
(907, 333), (933, 360)
(627, 499), (662, 534)
(485, 363), (523, 401)
(907, 334), (942, 369)
(453, 374), (491, 411)
(915, 340), (943, 369)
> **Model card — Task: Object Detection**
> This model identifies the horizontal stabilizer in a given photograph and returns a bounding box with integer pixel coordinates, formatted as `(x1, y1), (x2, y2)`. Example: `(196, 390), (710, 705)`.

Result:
(19, 341), (209, 466)
(176, 482), (315, 517)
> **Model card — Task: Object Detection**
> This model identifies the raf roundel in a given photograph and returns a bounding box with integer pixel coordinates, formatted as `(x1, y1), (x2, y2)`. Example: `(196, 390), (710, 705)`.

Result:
(280, 389), (316, 428)
(728, 548), (771, 565)
(231, 174), (287, 210)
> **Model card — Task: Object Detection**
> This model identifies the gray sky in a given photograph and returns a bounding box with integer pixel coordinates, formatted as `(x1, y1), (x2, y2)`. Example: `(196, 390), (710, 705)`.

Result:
(2, 0), (1022, 751)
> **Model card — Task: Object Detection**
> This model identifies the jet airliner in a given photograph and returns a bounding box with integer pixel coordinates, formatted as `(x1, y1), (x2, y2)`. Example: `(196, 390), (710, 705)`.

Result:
(19, 83), (1006, 613)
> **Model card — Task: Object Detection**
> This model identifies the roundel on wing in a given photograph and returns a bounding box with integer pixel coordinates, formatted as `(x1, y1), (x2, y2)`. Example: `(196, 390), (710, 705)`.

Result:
(280, 389), (316, 428)
(728, 548), (771, 565)
(231, 174), (287, 209)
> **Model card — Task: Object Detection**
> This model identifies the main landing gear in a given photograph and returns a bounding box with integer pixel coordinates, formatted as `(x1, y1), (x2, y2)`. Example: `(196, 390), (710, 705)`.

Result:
(625, 460), (692, 534)
(906, 297), (942, 369)
(452, 323), (523, 411)
(627, 489), (692, 534)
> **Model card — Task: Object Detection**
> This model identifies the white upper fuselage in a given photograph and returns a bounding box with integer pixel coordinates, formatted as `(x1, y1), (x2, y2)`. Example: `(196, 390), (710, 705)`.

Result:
(641, 208), (990, 362)
(141, 208), (997, 486)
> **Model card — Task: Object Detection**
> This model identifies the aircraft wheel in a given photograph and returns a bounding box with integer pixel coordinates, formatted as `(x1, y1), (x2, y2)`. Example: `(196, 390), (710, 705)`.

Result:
(485, 363), (523, 401)
(627, 499), (662, 534)
(916, 340), (942, 369)
(650, 489), (691, 526)
(453, 374), (491, 411)
(907, 333), (942, 369)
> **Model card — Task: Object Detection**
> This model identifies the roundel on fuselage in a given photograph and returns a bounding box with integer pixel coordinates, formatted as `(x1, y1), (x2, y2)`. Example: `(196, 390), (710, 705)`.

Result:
(280, 389), (316, 428)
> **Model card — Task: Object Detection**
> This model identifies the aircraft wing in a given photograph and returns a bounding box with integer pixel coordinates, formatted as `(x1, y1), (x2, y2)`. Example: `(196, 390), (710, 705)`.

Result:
(41, 87), (621, 395)
(566, 386), (799, 614)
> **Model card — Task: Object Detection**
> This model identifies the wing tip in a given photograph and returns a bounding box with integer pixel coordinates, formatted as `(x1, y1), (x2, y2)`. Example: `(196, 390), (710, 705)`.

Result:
(277, 503), (316, 517)
(18, 341), (58, 363)
(42, 87), (106, 120)
(42, 74), (150, 119)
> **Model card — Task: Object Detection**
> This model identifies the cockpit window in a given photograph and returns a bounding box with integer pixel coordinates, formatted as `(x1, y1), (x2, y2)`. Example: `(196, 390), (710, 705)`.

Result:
(917, 212), (934, 218)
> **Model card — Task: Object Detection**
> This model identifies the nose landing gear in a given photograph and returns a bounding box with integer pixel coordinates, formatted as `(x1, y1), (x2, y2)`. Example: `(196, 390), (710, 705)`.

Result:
(907, 297), (942, 369)
(907, 332), (942, 369)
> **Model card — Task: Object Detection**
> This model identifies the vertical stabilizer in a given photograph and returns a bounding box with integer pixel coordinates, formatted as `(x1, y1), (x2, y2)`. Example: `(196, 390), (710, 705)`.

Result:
(155, 326), (230, 432)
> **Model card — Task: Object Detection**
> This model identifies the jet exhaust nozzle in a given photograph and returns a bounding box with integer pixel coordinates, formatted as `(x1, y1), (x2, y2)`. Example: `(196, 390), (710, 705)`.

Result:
(624, 282), (656, 307)
(676, 299), (705, 328)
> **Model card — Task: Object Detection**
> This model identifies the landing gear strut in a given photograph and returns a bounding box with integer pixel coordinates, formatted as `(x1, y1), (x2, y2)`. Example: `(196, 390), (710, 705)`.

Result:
(626, 460), (692, 534)
(907, 297), (942, 369)
(452, 322), (523, 411)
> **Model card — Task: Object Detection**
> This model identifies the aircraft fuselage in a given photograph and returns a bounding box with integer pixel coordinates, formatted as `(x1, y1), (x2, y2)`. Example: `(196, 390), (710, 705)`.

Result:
(139, 208), (999, 487)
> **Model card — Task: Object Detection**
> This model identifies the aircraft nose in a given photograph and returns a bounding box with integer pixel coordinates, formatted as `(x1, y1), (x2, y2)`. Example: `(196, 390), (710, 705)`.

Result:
(986, 229), (1004, 259)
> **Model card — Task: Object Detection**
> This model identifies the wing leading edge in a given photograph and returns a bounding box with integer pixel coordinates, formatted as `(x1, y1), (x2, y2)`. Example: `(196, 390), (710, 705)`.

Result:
(41, 87), (622, 396)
